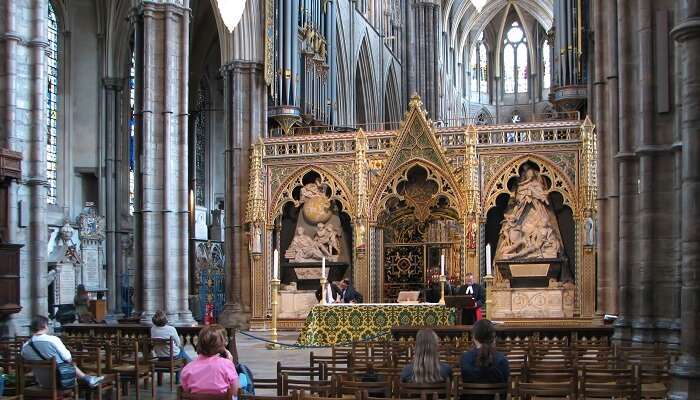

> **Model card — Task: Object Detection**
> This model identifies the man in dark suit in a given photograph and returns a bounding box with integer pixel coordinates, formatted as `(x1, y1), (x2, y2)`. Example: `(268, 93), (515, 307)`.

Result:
(454, 272), (485, 324)
(315, 281), (341, 303)
(338, 278), (363, 303)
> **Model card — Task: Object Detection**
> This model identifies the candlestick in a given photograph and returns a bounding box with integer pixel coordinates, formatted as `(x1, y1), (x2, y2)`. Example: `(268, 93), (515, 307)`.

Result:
(267, 277), (281, 349)
(321, 257), (326, 279)
(319, 275), (328, 305)
(438, 274), (446, 305)
(485, 243), (492, 276)
(483, 274), (494, 320)
(273, 249), (279, 279)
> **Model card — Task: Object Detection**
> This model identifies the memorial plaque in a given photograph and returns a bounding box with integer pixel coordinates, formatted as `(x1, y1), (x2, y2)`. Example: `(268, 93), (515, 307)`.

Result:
(55, 263), (76, 305)
(82, 246), (100, 289)
(194, 206), (208, 240)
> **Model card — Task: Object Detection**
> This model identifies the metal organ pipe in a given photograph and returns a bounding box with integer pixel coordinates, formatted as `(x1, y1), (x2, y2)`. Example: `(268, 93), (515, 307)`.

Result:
(292, 0), (300, 106)
(328, 0), (337, 126)
(284, 0), (292, 105)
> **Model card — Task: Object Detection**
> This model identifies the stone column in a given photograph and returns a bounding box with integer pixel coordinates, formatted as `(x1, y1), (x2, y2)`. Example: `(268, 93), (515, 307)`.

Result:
(102, 78), (122, 316)
(132, 0), (193, 324)
(218, 61), (266, 329)
(405, 0), (441, 119)
(0, 0), (49, 334)
(670, 0), (700, 395)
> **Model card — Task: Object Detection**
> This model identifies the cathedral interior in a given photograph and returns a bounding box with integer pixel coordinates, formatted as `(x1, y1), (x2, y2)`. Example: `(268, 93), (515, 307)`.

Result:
(0, 0), (699, 396)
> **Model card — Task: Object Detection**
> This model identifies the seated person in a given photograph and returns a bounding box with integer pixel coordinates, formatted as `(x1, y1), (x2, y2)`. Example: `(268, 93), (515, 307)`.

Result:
(181, 325), (239, 397)
(315, 280), (341, 303)
(21, 315), (104, 388)
(460, 319), (509, 383)
(73, 285), (93, 323)
(151, 310), (191, 362)
(401, 329), (452, 383)
(338, 278), (363, 303)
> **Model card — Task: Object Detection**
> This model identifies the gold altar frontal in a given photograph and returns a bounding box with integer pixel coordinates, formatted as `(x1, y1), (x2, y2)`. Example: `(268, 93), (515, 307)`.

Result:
(296, 304), (455, 346)
(246, 95), (598, 330)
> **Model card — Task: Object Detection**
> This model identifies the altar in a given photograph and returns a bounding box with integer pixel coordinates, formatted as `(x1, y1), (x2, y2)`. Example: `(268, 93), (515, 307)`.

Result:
(296, 303), (454, 346)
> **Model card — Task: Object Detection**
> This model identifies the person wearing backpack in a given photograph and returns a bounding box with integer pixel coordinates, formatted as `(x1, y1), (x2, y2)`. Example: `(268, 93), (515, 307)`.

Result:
(21, 315), (104, 388)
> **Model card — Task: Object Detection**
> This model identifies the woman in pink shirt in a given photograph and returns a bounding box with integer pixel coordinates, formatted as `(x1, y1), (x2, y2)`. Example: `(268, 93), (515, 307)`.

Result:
(181, 325), (239, 397)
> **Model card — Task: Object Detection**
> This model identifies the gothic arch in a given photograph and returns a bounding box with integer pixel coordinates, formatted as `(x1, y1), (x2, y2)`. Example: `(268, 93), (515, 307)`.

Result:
(370, 160), (464, 224)
(482, 154), (577, 219)
(473, 107), (494, 125)
(355, 35), (377, 127)
(269, 166), (356, 222)
(383, 64), (401, 129)
(336, 21), (351, 126)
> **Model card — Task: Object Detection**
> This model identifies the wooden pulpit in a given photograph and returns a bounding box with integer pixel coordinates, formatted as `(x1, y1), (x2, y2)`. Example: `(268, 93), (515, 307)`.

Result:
(445, 295), (477, 325)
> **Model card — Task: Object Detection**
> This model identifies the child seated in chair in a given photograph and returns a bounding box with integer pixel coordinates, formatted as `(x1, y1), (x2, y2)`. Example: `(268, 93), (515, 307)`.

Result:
(181, 325), (239, 398)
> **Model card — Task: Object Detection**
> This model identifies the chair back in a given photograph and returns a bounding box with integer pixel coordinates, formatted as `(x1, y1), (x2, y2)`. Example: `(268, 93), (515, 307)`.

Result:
(454, 381), (509, 399)
(20, 356), (77, 396)
(336, 375), (393, 398)
(178, 386), (235, 400)
(277, 361), (327, 380)
(580, 365), (640, 399)
(280, 374), (333, 396)
(397, 379), (451, 400)
(238, 392), (293, 400)
(517, 381), (576, 399)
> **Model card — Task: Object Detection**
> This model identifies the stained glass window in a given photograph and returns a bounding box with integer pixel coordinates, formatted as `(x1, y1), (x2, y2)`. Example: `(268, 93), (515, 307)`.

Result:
(194, 78), (209, 207)
(129, 53), (135, 215)
(542, 40), (551, 90)
(47, 2), (59, 204)
(503, 21), (528, 94)
(470, 32), (488, 98)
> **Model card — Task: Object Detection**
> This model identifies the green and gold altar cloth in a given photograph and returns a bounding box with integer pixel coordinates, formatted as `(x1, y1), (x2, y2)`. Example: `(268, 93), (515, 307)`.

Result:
(296, 304), (455, 346)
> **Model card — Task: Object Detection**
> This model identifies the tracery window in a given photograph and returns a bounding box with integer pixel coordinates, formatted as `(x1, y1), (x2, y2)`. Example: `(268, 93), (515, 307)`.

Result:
(129, 53), (135, 215)
(542, 40), (551, 90)
(47, 2), (59, 204)
(194, 78), (209, 207)
(470, 32), (488, 99)
(503, 22), (528, 94)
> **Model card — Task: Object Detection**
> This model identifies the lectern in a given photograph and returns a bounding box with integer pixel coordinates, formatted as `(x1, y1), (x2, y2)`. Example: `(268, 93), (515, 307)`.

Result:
(445, 295), (477, 325)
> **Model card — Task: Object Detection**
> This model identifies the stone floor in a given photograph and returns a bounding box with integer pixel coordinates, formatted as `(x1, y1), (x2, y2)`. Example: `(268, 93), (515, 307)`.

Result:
(121, 330), (328, 399)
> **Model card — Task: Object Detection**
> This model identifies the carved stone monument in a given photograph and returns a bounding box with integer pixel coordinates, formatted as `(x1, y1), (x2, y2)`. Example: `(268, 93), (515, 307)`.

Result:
(285, 178), (343, 263)
(53, 219), (81, 305)
(78, 202), (105, 290)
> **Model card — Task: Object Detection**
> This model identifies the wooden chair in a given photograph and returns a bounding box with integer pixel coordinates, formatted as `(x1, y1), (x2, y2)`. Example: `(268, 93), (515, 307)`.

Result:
(363, 391), (427, 400)
(250, 375), (285, 396)
(579, 366), (640, 400)
(279, 374), (333, 397)
(335, 375), (393, 398)
(277, 361), (327, 381)
(397, 379), (451, 400)
(517, 381), (577, 399)
(298, 390), (358, 400)
(453, 381), (508, 400)
(178, 385), (235, 400)
(148, 337), (186, 391)
(107, 339), (155, 400)
(238, 393), (293, 400)
(72, 345), (120, 400)
(0, 342), (22, 396)
(18, 358), (79, 400)
(310, 351), (351, 376)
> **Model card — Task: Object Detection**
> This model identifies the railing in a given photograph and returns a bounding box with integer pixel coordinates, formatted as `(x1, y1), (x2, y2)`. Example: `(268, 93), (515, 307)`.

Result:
(262, 120), (583, 159)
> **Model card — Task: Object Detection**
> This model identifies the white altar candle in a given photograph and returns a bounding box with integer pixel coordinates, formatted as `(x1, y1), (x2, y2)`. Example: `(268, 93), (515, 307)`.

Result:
(273, 249), (279, 279)
(486, 243), (492, 276)
(440, 253), (445, 276)
(322, 257), (326, 279)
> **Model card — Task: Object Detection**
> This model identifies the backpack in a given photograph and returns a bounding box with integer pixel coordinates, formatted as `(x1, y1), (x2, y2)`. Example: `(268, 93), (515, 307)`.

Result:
(236, 363), (255, 394)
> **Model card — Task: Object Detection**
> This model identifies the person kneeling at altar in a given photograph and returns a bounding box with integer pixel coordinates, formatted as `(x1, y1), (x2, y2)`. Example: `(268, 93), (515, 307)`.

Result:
(454, 272), (484, 324)
(315, 281), (341, 303)
(339, 278), (363, 303)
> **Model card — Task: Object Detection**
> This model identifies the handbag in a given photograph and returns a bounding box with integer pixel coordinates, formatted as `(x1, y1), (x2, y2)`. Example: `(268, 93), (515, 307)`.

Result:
(28, 340), (77, 389)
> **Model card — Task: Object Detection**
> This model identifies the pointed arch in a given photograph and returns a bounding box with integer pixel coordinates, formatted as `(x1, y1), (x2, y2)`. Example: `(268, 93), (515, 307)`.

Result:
(269, 166), (356, 222)
(383, 64), (401, 130)
(336, 20), (351, 126)
(482, 154), (577, 219)
(355, 35), (377, 127)
(473, 107), (493, 125)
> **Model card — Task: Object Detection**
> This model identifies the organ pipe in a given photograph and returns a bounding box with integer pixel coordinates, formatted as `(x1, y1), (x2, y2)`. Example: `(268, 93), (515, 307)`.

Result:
(269, 0), (332, 134)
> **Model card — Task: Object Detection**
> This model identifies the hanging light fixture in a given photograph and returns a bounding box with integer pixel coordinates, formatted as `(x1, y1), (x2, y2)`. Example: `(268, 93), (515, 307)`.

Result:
(216, 0), (247, 32)
(470, 0), (488, 12)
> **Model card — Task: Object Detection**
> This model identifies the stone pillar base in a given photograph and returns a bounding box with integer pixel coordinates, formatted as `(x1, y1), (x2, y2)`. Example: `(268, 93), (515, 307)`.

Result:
(669, 354), (700, 399)
(175, 311), (196, 326)
(218, 303), (250, 330)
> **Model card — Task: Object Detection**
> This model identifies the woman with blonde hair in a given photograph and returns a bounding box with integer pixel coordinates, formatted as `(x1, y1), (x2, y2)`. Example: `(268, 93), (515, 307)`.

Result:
(400, 329), (452, 383)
